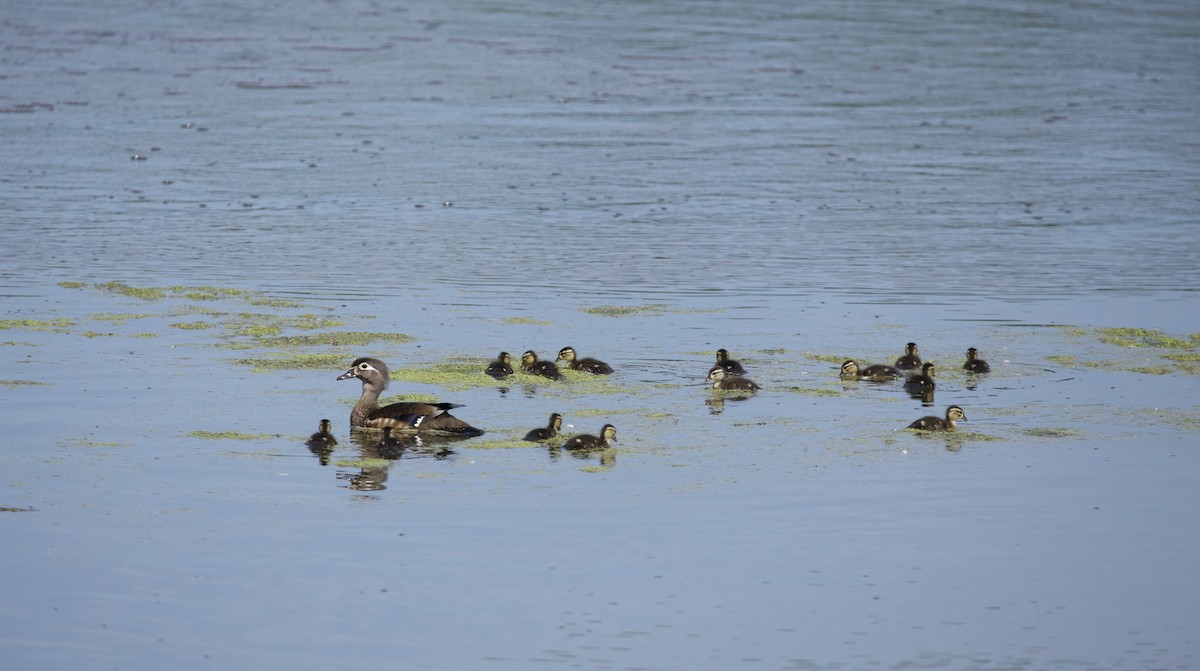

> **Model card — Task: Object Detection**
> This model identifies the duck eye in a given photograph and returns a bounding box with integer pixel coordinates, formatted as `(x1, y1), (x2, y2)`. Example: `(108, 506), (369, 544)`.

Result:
(358, 362), (370, 370)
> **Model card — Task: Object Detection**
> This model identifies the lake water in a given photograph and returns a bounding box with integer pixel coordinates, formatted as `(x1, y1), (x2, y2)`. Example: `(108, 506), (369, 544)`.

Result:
(2, 0), (1199, 669)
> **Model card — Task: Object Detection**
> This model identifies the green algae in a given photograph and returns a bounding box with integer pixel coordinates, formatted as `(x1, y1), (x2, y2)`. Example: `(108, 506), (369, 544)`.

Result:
(1024, 427), (1085, 438)
(244, 296), (309, 308)
(56, 281), (86, 289)
(170, 321), (216, 330)
(133, 333), (158, 339)
(1098, 327), (1197, 350)
(90, 312), (155, 324)
(234, 353), (349, 371)
(1046, 355), (1079, 367)
(81, 331), (114, 338)
(95, 281), (167, 300)
(467, 438), (543, 450)
(0, 319), (73, 333)
(804, 352), (849, 364)
(188, 430), (273, 440)
(168, 286), (248, 301)
(582, 303), (669, 317)
(783, 386), (843, 397)
(0, 380), (49, 388)
(335, 458), (392, 469)
(254, 331), (414, 348)
(502, 317), (552, 325)
(1, 506), (37, 513)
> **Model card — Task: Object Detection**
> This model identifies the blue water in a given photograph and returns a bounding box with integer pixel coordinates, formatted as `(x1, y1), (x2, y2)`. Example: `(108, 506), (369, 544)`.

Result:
(2, 0), (1199, 669)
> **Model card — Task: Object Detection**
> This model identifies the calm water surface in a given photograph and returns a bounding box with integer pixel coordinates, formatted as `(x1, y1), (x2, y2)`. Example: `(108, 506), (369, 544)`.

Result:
(2, 0), (1199, 669)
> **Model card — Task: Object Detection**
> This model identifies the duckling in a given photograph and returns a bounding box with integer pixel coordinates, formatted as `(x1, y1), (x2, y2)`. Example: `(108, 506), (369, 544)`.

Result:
(706, 365), (760, 391)
(907, 405), (967, 431)
(306, 418), (338, 448)
(524, 413), (564, 441)
(963, 347), (991, 373)
(337, 357), (484, 435)
(716, 348), (747, 375)
(562, 424), (617, 450)
(520, 350), (563, 380)
(904, 362), (936, 390)
(895, 342), (922, 370)
(840, 359), (902, 381)
(485, 351), (514, 379)
(556, 346), (613, 375)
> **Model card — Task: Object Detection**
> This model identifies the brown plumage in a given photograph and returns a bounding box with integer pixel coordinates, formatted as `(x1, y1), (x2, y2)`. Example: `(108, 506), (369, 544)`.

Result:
(895, 342), (922, 370)
(520, 351), (563, 380)
(485, 351), (514, 379)
(562, 424), (617, 450)
(337, 357), (483, 435)
(963, 347), (991, 373)
(556, 346), (613, 375)
(907, 405), (966, 431)
(524, 413), (563, 442)
(840, 359), (901, 381)
(706, 365), (760, 391)
(716, 348), (747, 375)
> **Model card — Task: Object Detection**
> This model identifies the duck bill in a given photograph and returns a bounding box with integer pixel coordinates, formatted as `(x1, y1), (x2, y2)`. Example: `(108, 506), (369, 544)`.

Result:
(336, 370), (357, 381)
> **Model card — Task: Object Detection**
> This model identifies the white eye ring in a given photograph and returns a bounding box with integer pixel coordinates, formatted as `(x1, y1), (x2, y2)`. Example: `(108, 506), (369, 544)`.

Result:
(359, 362), (371, 370)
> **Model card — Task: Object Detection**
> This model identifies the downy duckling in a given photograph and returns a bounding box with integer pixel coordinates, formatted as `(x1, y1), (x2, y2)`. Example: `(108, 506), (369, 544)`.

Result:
(562, 424), (617, 450)
(524, 413), (564, 442)
(306, 418), (338, 448)
(556, 346), (613, 374)
(963, 347), (991, 373)
(485, 351), (514, 379)
(904, 362), (936, 391)
(521, 351), (563, 380)
(716, 348), (747, 375)
(840, 359), (902, 381)
(907, 405), (967, 431)
(338, 357), (484, 435)
(706, 365), (760, 391)
(895, 342), (922, 370)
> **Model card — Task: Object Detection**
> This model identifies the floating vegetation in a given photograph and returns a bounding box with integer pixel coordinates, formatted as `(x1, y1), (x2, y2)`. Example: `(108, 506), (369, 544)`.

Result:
(1, 506), (37, 513)
(244, 296), (309, 308)
(0, 379), (49, 388)
(234, 353), (348, 371)
(168, 286), (248, 301)
(467, 437), (541, 450)
(170, 321), (215, 330)
(1024, 427), (1084, 438)
(90, 313), (155, 324)
(56, 281), (86, 289)
(188, 430), (274, 440)
(81, 331), (114, 338)
(133, 333), (158, 338)
(335, 458), (392, 469)
(0, 318), (73, 333)
(803, 352), (847, 364)
(1098, 327), (1198, 350)
(95, 281), (167, 301)
(783, 386), (842, 397)
(389, 362), (508, 392)
(1046, 355), (1079, 368)
(582, 303), (669, 317)
(502, 317), (551, 325)
(254, 331), (414, 348)
(224, 313), (345, 338)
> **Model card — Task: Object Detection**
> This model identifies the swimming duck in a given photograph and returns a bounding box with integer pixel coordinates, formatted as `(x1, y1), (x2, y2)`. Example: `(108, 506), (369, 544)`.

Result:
(306, 418), (338, 448)
(904, 362), (936, 390)
(706, 365), (760, 391)
(520, 351), (563, 380)
(524, 413), (564, 441)
(895, 342), (922, 370)
(337, 357), (484, 435)
(716, 349), (747, 375)
(485, 351), (514, 379)
(562, 424), (617, 450)
(907, 405), (967, 431)
(963, 347), (991, 373)
(840, 359), (902, 381)
(556, 346), (613, 374)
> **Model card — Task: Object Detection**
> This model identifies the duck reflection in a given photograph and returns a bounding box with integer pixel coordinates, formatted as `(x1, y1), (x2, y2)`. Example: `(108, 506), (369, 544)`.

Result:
(332, 428), (470, 492)
(305, 418), (338, 466)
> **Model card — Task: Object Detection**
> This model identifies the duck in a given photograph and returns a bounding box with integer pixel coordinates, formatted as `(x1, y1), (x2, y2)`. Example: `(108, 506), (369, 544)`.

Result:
(305, 418), (338, 448)
(337, 357), (484, 435)
(904, 362), (936, 390)
(716, 348), (747, 375)
(706, 365), (760, 391)
(895, 342), (922, 370)
(840, 359), (901, 381)
(520, 350), (563, 380)
(907, 405), (967, 431)
(963, 347), (991, 373)
(562, 424), (617, 450)
(524, 413), (563, 441)
(556, 346), (613, 374)
(485, 351), (514, 379)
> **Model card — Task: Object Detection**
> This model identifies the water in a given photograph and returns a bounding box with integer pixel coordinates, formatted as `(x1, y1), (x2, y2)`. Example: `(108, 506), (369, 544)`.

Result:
(2, 0), (1199, 669)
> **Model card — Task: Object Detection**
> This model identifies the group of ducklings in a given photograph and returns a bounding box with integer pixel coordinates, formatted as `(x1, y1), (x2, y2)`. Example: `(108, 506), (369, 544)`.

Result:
(485, 346), (614, 382)
(839, 342), (991, 431)
(307, 341), (992, 455)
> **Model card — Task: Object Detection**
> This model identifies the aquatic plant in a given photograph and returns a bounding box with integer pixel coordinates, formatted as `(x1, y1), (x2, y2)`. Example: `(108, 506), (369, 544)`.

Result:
(582, 303), (669, 317)
(0, 319), (74, 332)
(187, 430), (274, 440)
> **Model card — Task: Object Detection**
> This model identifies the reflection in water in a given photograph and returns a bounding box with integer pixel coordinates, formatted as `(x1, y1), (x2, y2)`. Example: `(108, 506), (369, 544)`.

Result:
(304, 418), (339, 466)
(328, 430), (471, 492)
(548, 445), (617, 469)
